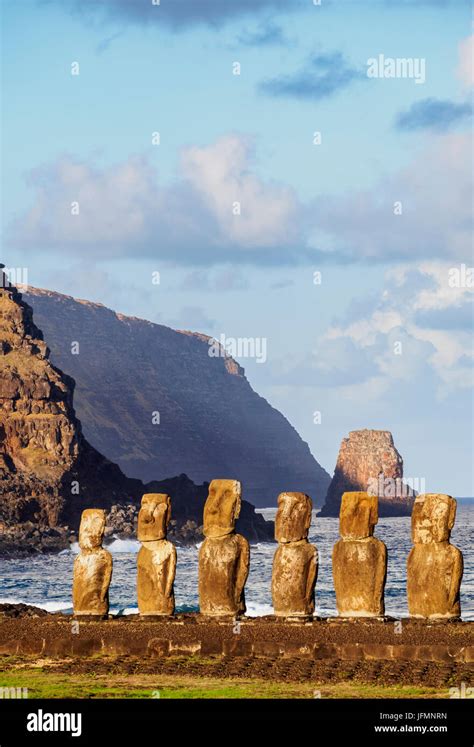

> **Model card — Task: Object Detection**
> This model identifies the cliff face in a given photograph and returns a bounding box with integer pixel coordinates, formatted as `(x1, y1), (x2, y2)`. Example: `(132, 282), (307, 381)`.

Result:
(23, 287), (330, 507)
(0, 276), (149, 528)
(0, 276), (272, 552)
(320, 430), (415, 517)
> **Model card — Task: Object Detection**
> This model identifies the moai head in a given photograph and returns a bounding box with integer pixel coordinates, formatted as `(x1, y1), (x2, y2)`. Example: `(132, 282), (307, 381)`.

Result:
(79, 509), (107, 551)
(339, 492), (378, 540)
(138, 494), (171, 542)
(275, 492), (312, 543)
(411, 494), (456, 544)
(203, 479), (241, 538)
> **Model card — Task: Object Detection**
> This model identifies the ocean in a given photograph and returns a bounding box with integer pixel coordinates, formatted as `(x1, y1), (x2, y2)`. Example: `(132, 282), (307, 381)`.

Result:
(1, 504), (472, 620)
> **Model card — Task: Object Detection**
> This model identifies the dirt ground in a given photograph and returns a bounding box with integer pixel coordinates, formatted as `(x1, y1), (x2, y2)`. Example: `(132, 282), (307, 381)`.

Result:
(1, 653), (471, 698)
(0, 607), (472, 698)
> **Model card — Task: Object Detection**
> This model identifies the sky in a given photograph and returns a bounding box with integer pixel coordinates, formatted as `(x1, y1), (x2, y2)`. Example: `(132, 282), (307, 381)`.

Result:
(1, 0), (473, 495)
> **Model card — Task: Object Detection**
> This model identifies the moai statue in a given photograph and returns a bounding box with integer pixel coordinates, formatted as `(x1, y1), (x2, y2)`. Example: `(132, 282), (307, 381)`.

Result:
(198, 479), (250, 617)
(332, 492), (387, 617)
(407, 494), (463, 619)
(137, 494), (177, 616)
(73, 509), (112, 618)
(272, 492), (318, 618)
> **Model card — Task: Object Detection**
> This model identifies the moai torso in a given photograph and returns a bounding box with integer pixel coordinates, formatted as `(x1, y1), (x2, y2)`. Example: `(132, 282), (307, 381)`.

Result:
(407, 494), (463, 619)
(137, 541), (176, 615)
(333, 537), (386, 616)
(332, 492), (387, 617)
(271, 492), (318, 618)
(198, 479), (250, 617)
(136, 494), (176, 616)
(73, 509), (112, 617)
(199, 534), (249, 616)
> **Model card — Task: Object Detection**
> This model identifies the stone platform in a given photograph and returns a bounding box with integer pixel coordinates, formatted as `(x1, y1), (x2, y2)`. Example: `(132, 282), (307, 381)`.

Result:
(0, 607), (472, 664)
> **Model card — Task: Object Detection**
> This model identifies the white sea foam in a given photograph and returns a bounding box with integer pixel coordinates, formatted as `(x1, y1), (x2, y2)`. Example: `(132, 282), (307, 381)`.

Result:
(106, 538), (141, 554)
(0, 597), (71, 613)
(245, 602), (273, 616)
(71, 536), (142, 554)
(111, 606), (139, 616)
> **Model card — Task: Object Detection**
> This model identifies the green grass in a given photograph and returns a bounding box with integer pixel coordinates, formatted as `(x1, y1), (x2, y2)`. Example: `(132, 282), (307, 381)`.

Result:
(0, 663), (451, 700)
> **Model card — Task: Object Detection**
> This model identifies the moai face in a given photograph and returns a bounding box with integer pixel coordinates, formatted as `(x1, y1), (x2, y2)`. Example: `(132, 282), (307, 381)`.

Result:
(275, 492), (312, 543)
(339, 492), (378, 540)
(138, 494), (171, 542)
(79, 509), (106, 551)
(203, 479), (241, 538)
(411, 494), (456, 544)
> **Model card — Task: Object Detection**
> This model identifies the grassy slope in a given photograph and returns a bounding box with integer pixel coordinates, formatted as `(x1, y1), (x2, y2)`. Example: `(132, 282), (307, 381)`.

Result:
(0, 657), (451, 700)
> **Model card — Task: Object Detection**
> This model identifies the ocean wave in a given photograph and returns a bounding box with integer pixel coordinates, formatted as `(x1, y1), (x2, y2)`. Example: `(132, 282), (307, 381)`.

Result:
(245, 602), (274, 616)
(0, 597), (72, 613)
(106, 538), (141, 554)
(71, 537), (142, 554)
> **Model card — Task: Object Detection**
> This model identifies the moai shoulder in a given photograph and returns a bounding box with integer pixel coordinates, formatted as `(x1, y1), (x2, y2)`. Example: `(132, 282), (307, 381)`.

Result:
(272, 492), (318, 619)
(332, 492), (387, 617)
(407, 494), (463, 619)
(73, 509), (112, 618)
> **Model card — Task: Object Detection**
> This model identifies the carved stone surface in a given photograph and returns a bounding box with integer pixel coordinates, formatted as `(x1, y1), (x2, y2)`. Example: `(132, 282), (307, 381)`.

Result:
(137, 494), (176, 616)
(199, 479), (249, 616)
(332, 492), (387, 617)
(73, 509), (112, 617)
(339, 491), (378, 540)
(137, 493), (170, 542)
(407, 494), (463, 619)
(272, 492), (317, 618)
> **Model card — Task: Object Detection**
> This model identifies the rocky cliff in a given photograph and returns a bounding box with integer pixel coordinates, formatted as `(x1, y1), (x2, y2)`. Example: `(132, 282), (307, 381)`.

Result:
(23, 287), (331, 507)
(0, 273), (272, 553)
(320, 430), (415, 517)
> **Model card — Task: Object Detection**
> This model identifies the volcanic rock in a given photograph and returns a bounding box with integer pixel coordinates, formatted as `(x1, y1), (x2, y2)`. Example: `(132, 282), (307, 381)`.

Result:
(272, 492), (317, 618)
(0, 273), (273, 553)
(320, 430), (415, 517)
(72, 509), (112, 617)
(23, 286), (331, 507)
(407, 494), (463, 619)
(198, 479), (250, 617)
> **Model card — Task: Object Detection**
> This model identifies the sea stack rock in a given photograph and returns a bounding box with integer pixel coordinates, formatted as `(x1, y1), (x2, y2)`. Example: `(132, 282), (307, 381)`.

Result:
(272, 492), (318, 619)
(198, 479), (250, 617)
(407, 494), (463, 619)
(332, 492), (387, 617)
(320, 430), (414, 517)
(137, 493), (176, 616)
(73, 509), (112, 617)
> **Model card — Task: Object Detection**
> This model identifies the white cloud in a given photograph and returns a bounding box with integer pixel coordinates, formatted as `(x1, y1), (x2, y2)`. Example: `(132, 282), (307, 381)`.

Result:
(181, 136), (301, 250)
(271, 262), (473, 397)
(10, 136), (303, 265)
(313, 133), (472, 263)
(327, 310), (403, 347)
(9, 132), (472, 266)
(457, 35), (474, 89)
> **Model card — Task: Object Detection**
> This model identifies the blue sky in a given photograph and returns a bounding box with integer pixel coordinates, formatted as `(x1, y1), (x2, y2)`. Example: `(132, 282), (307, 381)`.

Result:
(1, 0), (473, 495)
